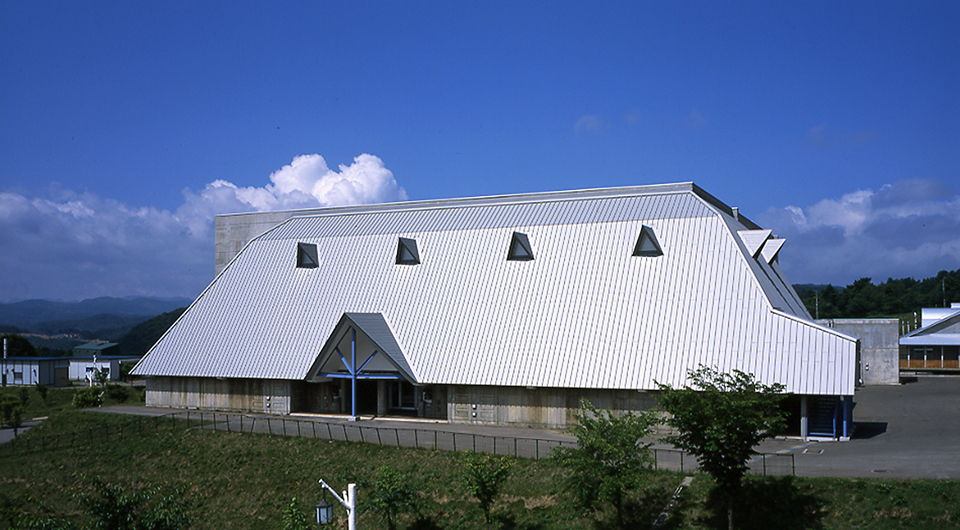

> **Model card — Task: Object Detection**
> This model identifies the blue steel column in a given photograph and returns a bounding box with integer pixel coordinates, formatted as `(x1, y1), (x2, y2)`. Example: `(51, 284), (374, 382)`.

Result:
(351, 328), (357, 420)
(842, 395), (853, 439)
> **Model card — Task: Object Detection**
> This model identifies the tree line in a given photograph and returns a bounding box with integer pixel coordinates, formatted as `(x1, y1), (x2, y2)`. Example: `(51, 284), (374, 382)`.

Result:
(794, 268), (960, 320)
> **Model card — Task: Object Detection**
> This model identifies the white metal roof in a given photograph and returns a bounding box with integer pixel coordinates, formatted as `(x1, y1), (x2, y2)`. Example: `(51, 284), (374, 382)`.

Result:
(900, 310), (960, 346)
(133, 183), (857, 395)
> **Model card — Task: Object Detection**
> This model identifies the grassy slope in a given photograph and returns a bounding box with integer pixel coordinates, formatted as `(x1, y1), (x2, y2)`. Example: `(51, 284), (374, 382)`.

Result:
(1, 404), (959, 529)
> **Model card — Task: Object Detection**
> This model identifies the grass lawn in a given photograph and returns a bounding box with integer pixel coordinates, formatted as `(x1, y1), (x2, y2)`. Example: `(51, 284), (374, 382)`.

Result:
(0, 385), (145, 420)
(1, 409), (958, 529)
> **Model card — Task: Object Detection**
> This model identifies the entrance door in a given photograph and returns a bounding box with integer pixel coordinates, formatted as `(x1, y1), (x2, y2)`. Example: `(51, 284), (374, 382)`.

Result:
(808, 396), (839, 437)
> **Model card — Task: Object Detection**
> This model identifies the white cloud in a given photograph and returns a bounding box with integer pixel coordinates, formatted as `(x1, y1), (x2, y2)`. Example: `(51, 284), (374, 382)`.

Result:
(756, 178), (960, 286)
(0, 154), (406, 301)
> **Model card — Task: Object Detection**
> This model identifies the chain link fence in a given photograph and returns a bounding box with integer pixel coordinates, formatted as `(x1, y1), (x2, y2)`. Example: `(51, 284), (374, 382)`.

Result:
(0, 410), (793, 475)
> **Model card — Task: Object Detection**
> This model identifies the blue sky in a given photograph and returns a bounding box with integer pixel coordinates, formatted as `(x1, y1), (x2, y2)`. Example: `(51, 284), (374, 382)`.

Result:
(1, 1), (958, 302)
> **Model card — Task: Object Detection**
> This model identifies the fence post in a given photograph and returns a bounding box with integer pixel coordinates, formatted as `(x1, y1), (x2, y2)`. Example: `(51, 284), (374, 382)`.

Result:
(763, 454), (767, 476)
(680, 452), (684, 472)
(536, 439), (539, 460)
(342, 424), (347, 441)
(514, 438), (517, 458)
(327, 423), (332, 440)
(396, 428), (401, 448)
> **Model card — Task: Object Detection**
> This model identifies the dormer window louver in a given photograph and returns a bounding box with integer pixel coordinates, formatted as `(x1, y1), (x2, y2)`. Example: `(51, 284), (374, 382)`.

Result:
(632, 225), (663, 257)
(396, 237), (420, 265)
(296, 242), (319, 269)
(507, 232), (534, 261)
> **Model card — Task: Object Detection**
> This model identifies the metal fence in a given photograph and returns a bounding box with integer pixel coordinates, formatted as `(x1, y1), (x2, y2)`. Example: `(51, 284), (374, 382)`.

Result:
(1, 410), (794, 476)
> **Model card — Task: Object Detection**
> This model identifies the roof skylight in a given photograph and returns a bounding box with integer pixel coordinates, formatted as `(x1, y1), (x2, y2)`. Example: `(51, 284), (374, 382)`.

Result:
(632, 225), (663, 257)
(508, 232), (534, 261)
(296, 242), (319, 269)
(396, 237), (421, 265)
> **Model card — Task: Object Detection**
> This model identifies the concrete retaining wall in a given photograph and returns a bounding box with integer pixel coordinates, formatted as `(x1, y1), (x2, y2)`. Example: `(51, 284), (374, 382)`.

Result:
(817, 318), (900, 385)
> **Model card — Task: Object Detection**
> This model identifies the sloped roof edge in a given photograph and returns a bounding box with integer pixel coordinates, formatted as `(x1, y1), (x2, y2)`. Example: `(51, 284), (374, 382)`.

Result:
(902, 310), (960, 338)
(771, 308), (859, 343)
(217, 182), (739, 221)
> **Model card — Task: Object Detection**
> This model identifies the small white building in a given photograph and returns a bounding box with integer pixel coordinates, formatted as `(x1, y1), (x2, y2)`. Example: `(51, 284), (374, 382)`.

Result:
(134, 183), (858, 439)
(0, 357), (70, 387)
(67, 356), (138, 383)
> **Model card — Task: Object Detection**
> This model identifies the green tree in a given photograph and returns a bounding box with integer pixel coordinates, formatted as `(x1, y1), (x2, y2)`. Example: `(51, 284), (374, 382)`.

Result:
(0, 394), (25, 437)
(77, 478), (190, 530)
(656, 365), (787, 530)
(94, 367), (110, 387)
(551, 400), (657, 529)
(1, 334), (36, 357)
(34, 383), (49, 407)
(462, 452), (511, 530)
(365, 465), (421, 530)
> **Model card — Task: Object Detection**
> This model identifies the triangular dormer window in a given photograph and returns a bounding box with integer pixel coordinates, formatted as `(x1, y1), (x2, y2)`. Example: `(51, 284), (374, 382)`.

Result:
(297, 242), (319, 268)
(508, 232), (534, 261)
(632, 225), (663, 257)
(396, 237), (420, 265)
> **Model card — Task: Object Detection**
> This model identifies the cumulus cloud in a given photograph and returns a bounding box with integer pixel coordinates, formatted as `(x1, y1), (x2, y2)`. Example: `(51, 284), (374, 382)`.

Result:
(0, 154), (406, 301)
(756, 178), (960, 286)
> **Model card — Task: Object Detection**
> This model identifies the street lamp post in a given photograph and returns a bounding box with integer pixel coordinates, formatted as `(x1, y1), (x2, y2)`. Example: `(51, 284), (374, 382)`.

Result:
(317, 479), (356, 530)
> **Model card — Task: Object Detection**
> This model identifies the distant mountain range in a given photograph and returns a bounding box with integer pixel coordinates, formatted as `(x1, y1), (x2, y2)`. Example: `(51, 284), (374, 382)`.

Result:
(0, 296), (192, 339)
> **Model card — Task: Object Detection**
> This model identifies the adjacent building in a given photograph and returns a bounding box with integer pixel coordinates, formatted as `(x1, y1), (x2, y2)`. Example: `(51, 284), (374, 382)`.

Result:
(900, 303), (960, 371)
(133, 183), (859, 439)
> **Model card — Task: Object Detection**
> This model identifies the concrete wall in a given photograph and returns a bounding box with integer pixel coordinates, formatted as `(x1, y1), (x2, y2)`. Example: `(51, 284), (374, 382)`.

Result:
(145, 377), (292, 413)
(447, 385), (659, 429)
(817, 319), (900, 385)
(215, 211), (306, 275)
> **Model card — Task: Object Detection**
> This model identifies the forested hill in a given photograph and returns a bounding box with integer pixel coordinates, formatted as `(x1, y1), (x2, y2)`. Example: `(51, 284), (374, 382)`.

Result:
(117, 307), (186, 357)
(794, 268), (960, 320)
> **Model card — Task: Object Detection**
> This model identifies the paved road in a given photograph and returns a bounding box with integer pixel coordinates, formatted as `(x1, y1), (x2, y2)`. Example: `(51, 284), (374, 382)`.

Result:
(755, 375), (960, 479)
(82, 375), (960, 479)
(0, 420), (41, 444)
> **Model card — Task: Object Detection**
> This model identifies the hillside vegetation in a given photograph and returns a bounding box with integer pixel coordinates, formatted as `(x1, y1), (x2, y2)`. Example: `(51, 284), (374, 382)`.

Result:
(0, 396), (958, 530)
(795, 268), (960, 320)
(117, 307), (186, 356)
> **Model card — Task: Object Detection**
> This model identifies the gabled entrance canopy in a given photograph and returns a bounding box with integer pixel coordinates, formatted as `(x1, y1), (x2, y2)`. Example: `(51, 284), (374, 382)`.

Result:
(306, 313), (416, 419)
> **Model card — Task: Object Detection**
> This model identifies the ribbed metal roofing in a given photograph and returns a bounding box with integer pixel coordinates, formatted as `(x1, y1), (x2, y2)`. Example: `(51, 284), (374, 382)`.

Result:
(133, 184), (857, 395)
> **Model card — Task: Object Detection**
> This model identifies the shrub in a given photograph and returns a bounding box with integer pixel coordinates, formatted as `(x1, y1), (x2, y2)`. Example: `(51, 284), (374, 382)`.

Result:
(73, 387), (103, 408)
(105, 385), (130, 403)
